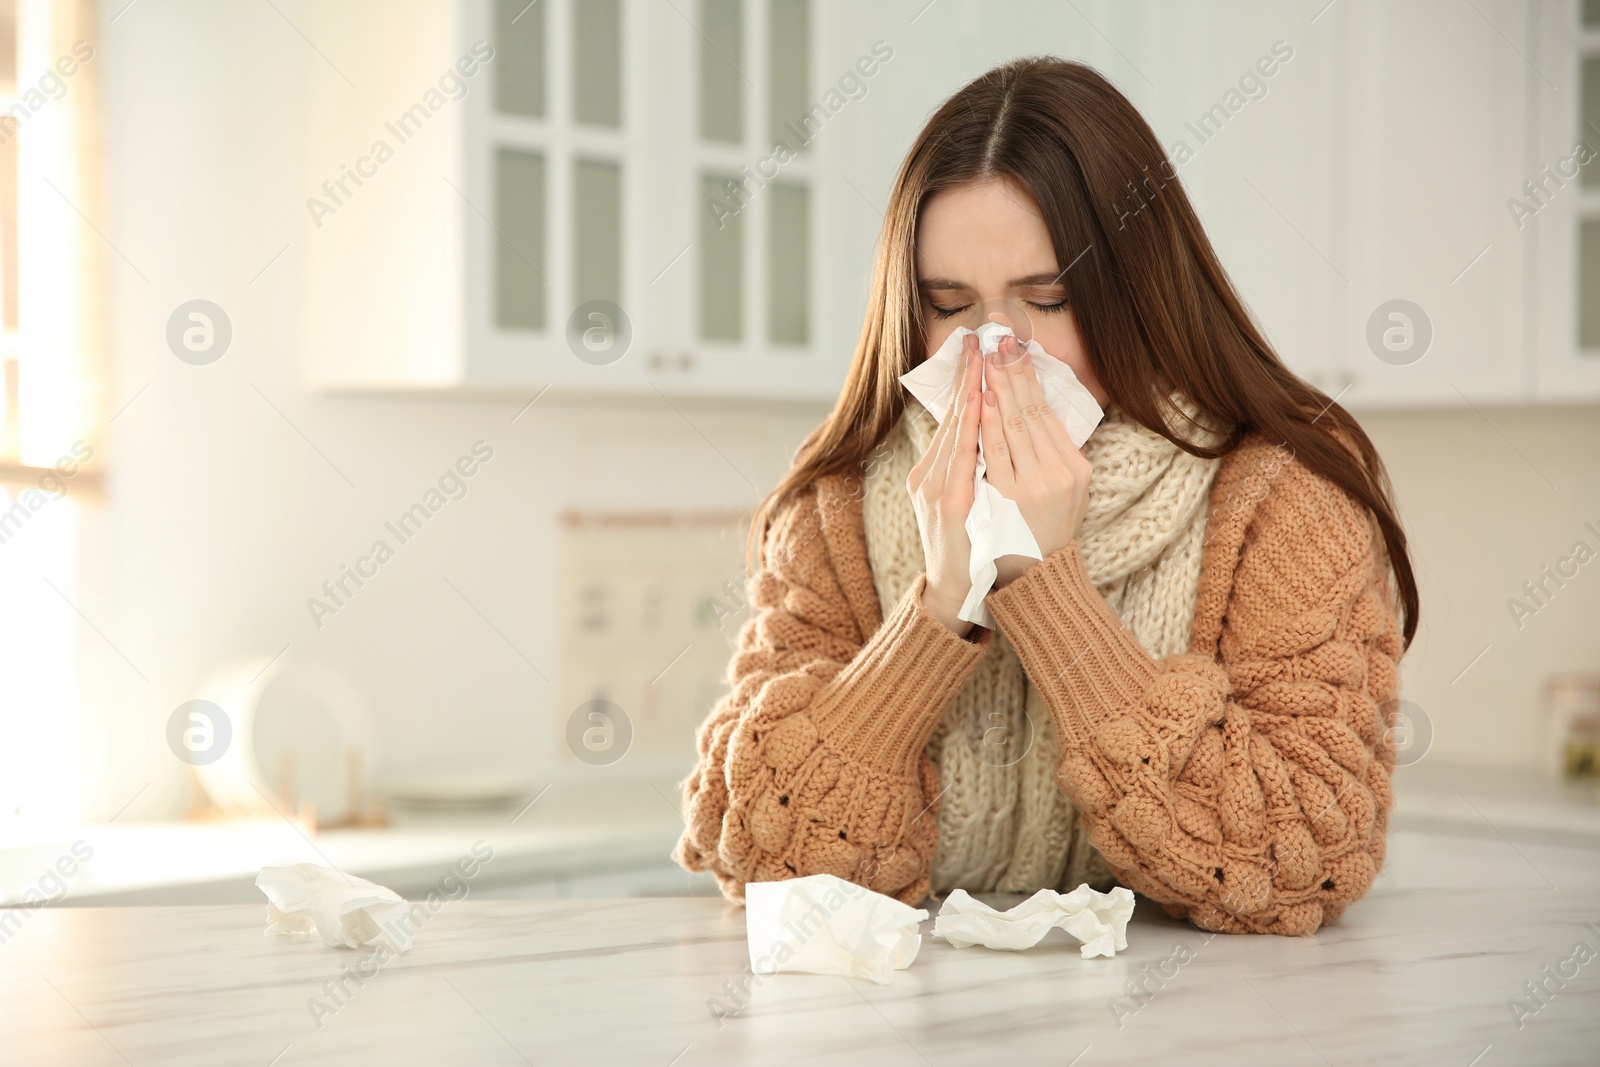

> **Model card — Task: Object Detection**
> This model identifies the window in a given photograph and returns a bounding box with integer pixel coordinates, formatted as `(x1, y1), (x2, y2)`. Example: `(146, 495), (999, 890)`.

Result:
(0, 0), (104, 472)
(0, 0), (106, 826)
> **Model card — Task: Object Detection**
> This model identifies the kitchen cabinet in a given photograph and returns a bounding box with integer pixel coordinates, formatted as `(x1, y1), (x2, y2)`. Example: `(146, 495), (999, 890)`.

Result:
(303, 0), (851, 400)
(1528, 0), (1600, 401)
(830, 0), (1546, 410)
(301, 0), (1595, 408)
(1331, 0), (1534, 408)
(1141, 0), (1576, 409)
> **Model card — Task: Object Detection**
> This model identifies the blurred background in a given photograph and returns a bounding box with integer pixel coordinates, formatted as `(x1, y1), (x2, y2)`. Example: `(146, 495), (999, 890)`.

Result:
(0, 0), (1597, 906)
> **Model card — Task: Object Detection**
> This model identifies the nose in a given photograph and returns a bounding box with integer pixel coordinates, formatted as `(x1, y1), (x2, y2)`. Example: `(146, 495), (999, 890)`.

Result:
(977, 298), (1032, 346)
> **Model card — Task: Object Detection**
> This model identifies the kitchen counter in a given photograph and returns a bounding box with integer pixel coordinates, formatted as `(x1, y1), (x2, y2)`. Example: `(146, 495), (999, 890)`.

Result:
(0, 778), (695, 905)
(1, 818), (690, 905)
(5, 762), (1593, 905)
(4, 886), (1597, 1065)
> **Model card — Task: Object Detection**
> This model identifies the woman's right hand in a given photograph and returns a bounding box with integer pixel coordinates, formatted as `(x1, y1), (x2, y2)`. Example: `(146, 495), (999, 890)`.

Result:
(906, 333), (985, 637)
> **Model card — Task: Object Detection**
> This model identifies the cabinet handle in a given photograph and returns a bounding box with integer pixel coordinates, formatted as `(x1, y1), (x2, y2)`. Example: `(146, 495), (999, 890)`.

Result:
(645, 351), (695, 372)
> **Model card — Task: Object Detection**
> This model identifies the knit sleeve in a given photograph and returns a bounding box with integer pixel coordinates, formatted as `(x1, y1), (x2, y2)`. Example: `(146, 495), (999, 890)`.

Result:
(984, 458), (1403, 936)
(672, 481), (992, 906)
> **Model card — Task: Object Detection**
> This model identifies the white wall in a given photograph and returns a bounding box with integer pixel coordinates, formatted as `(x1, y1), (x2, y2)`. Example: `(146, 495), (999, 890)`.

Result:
(73, 0), (1599, 821)
(1364, 404), (1600, 769)
(82, 0), (825, 821)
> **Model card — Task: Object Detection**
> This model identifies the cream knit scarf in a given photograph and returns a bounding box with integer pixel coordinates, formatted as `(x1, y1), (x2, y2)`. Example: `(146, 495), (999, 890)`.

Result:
(862, 390), (1226, 896)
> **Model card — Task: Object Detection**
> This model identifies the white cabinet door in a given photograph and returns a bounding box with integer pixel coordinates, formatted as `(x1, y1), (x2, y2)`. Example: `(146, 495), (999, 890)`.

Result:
(820, 2), (1340, 398)
(460, 0), (841, 400)
(462, 0), (657, 392)
(652, 0), (845, 399)
(1142, 15), (1339, 397)
(1528, 0), (1600, 402)
(1335, 0), (1530, 407)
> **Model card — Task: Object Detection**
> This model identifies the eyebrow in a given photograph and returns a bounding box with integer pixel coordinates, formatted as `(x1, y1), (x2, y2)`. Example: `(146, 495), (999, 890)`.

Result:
(918, 271), (1066, 289)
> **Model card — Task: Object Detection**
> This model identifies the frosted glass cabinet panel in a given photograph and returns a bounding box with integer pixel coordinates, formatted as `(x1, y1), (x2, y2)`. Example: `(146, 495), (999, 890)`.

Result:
(1582, 221), (1600, 349)
(699, 173), (743, 342)
(573, 0), (622, 128)
(767, 0), (810, 152)
(1583, 55), (1600, 187)
(1578, 41), (1600, 355)
(494, 148), (547, 330)
(699, 0), (743, 143)
(573, 159), (622, 307)
(768, 182), (809, 345)
(495, 0), (544, 118)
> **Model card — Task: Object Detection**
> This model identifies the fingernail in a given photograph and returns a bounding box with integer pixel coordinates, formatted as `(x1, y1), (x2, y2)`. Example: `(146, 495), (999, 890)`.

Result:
(985, 390), (996, 406)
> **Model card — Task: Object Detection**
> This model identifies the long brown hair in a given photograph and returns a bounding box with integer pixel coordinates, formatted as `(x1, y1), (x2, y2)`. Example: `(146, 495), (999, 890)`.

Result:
(753, 56), (1418, 651)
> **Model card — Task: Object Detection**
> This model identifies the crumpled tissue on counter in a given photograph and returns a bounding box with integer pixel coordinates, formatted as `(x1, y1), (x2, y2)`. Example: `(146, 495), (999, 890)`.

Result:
(745, 873), (929, 985)
(256, 862), (416, 952)
(933, 884), (1136, 958)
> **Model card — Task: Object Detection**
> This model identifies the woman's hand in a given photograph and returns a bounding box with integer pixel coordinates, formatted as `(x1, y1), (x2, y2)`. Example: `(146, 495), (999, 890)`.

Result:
(907, 333), (985, 636)
(980, 334), (1093, 588)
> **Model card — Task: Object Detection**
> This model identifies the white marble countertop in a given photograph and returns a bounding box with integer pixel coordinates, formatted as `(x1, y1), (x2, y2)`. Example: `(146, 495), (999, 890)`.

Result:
(0, 818), (685, 905)
(0, 778), (691, 905)
(4, 886), (1598, 1066)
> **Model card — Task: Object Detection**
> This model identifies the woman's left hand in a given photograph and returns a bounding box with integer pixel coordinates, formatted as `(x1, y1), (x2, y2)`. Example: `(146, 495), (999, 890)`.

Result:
(979, 334), (1093, 588)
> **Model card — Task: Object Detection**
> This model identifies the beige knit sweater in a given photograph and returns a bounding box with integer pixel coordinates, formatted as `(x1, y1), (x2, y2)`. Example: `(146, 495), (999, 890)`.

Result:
(673, 427), (1405, 936)
(861, 395), (1224, 896)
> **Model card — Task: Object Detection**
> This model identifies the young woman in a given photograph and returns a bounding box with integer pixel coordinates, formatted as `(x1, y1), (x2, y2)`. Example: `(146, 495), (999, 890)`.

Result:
(673, 57), (1415, 936)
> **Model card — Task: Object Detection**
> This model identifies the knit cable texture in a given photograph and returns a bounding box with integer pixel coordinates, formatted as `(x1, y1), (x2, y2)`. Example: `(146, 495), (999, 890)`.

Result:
(672, 430), (1404, 935)
(860, 393), (1222, 896)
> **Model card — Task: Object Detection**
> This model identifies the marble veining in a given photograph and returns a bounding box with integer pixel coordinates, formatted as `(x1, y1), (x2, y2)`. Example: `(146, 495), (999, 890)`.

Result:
(3, 885), (1598, 1066)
